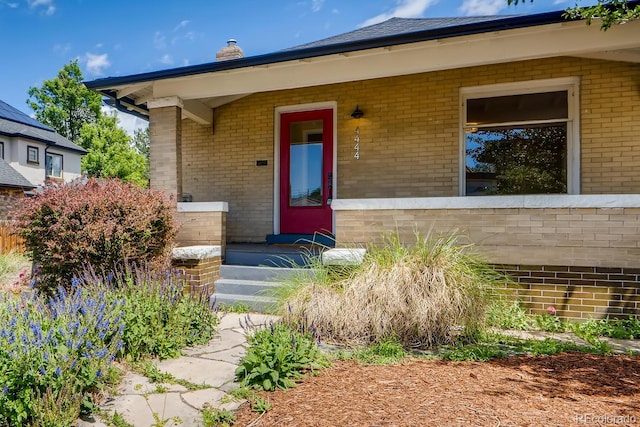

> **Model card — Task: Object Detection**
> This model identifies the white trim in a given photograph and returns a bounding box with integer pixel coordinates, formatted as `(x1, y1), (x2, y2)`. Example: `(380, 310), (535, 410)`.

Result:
(147, 96), (184, 109)
(331, 195), (640, 211)
(177, 202), (229, 212)
(273, 101), (338, 235)
(459, 77), (580, 196)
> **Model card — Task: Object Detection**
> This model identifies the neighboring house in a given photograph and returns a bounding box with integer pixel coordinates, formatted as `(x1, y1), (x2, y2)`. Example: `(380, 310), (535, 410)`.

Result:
(0, 99), (86, 188)
(0, 157), (35, 220)
(86, 7), (640, 319)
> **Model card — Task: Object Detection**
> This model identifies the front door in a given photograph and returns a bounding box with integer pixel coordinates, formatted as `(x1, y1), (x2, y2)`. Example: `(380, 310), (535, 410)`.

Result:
(280, 109), (333, 235)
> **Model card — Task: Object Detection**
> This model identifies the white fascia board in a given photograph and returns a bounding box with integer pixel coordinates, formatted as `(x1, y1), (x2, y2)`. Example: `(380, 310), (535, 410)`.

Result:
(152, 20), (640, 100)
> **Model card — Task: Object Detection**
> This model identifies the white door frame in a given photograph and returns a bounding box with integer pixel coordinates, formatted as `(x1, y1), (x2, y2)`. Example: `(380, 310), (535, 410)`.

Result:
(273, 101), (338, 235)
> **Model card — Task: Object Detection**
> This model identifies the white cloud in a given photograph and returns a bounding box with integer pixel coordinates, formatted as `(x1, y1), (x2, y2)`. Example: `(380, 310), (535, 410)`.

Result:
(182, 59), (190, 66)
(311, 0), (324, 12)
(160, 54), (173, 65)
(360, 0), (439, 27)
(553, 0), (568, 4)
(85, 52), (110, 75)
(153, 31), (166, 50)
(27, 0), (55, 14)
(1, 1), (19, 8)
(173, 19), (190, 32)
(459, 0), (506, 16)
(331, 8), (339, 14)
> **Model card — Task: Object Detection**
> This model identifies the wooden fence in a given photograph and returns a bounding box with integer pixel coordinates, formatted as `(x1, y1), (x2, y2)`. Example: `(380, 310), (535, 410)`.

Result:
(0, 221), (25, 254)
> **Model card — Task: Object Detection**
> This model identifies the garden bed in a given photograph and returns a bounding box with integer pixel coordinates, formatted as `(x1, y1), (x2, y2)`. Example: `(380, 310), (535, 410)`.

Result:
(234, 353), (640, 426)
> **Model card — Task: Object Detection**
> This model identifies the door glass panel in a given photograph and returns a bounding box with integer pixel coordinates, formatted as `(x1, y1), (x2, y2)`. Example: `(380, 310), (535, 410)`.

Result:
(289, 120), (323, 207)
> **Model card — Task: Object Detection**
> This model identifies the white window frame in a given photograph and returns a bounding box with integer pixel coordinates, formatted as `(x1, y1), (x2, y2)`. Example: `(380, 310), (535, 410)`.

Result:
(45, 152), (63, 178)
(459, 77), (580, 196)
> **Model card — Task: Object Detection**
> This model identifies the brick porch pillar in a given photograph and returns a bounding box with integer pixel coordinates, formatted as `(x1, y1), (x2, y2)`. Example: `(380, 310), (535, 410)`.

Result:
(149, 96), (183, 201)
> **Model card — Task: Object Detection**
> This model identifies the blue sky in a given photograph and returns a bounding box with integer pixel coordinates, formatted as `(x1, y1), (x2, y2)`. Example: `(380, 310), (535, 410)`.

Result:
(1, 0), (579, 132)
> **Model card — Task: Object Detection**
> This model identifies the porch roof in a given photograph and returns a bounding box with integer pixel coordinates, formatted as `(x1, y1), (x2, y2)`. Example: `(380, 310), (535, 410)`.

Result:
(84, 5), (640, 124)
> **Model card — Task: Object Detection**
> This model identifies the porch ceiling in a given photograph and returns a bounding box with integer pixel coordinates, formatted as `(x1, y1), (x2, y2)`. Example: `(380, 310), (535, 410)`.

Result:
(90, 19), (640, 122)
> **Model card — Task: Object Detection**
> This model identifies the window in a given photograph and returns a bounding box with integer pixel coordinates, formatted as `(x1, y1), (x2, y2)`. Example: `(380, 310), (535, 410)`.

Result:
(45, 153), (63, 178)
(461, 78), (579, 196)
(0, 142), (4, 159)
(27, 146), (39, 164)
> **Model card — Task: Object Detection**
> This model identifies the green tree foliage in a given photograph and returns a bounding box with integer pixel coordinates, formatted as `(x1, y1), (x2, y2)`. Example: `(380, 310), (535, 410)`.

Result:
(28, 60), (149, 186)
(80, 114), (149, 187)
(507, 0), (640, 30)
(27, 60), (102, 144)
(132, 127), (150, 182)
(467, 126), (567, 195)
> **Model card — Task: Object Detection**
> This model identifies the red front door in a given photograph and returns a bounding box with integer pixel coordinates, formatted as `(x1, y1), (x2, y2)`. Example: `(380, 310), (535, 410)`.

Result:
(280, 109), (333, 235)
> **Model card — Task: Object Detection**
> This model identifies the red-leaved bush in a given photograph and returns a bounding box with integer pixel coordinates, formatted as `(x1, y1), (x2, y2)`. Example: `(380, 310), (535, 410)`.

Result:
(13, 178), (177, 291)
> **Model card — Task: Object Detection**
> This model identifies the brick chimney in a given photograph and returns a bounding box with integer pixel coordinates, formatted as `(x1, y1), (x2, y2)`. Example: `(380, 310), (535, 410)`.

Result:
(216, 39), (244, 61)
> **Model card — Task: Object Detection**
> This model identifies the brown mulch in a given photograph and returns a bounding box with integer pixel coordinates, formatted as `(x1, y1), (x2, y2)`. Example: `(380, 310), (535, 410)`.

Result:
(234, 353), (640, 427)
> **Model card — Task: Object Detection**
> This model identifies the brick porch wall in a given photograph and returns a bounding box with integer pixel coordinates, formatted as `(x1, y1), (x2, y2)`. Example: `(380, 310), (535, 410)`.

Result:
(334, 206), (640, 268)
(492, 265), (640, 320)
(0, 188), (25, 220)
(176, 57), (640, 241)
(172, 256), (221, 295)
(175, 210), (226, 255)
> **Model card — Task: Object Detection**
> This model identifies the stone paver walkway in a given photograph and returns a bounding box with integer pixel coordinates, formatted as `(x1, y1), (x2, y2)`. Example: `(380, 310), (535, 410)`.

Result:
(75, 313), (277, 427)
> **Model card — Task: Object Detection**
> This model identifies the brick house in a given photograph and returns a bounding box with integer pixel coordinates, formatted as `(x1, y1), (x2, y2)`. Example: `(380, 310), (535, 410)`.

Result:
(86, 8), (640, 319)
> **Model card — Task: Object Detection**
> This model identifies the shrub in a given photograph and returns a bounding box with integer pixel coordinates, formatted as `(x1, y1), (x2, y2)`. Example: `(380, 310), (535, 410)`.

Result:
(80, 264), (219, 361)
(486, 299), (533, 330)
(283, 232), (504, 348)
(0, 285), (124, 425)
(12, 178), (177, 292)
(235, 320), (329, 391)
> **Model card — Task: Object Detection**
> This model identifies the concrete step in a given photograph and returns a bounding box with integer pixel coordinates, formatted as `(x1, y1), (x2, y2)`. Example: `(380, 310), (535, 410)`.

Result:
(211, 293), (277, 313)
(214, 278), (282, 296)
(224, 249), (312, 267)
(220, 265), (311, 282)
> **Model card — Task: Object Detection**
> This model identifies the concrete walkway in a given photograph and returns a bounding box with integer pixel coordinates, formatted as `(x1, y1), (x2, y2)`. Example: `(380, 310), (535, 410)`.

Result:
(76, 313), (277, 427)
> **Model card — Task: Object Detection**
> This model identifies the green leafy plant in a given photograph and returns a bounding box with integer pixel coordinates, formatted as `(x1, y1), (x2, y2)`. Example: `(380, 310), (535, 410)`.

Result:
(13, 178), (177, 292)
(218, 301), (251, 313)
(82, 264), (219, 361)
(108, 411), (135, 427)
(252, 396), (272, 414)
(0, 284), (124, 425)
(201, 407), (236, 427)
(573, 316), (640, 340)
(533, 307), (567, 333)
(486, 299), (533, 330)
(349, 337), (407, 365)
(236, 321), (329, 391)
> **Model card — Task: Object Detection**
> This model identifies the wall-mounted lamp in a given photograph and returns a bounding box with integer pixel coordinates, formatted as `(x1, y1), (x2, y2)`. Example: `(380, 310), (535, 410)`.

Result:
(350, 105), (364, 119)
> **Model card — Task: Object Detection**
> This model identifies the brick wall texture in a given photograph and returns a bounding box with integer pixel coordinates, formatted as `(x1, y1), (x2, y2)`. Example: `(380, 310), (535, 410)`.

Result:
(493, 265), (640, 320)
(152, 57), (640, 242)
(150, 106), (182, 201)
(175, 211), (226, 255)
(172, 256), (221, 294)
(0, 188), (25, 220)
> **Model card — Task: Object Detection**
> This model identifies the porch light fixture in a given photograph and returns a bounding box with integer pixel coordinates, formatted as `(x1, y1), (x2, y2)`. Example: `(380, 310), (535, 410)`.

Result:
(350, 105), (364, 119)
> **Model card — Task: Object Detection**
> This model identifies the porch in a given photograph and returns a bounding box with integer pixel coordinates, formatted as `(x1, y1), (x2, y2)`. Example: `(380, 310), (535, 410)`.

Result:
(173, 195), (640, 320)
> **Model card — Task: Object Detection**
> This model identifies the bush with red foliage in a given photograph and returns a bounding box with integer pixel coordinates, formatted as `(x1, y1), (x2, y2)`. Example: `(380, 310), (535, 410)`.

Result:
(13, 178), (177, 291)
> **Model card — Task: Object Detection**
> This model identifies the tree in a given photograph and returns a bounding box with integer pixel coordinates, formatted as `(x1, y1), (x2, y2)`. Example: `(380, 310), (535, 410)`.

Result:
(467, 126), (567, 195)
(27, 60), (102, 144)
(79, 113), (149, 187)
(507, 0), (640, 30)
(132, 127), (150, 182)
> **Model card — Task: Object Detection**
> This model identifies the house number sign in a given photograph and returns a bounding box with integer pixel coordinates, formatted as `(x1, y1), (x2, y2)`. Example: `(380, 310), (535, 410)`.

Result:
(354, 126), (360, 160)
